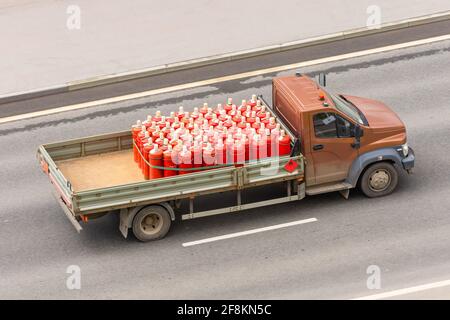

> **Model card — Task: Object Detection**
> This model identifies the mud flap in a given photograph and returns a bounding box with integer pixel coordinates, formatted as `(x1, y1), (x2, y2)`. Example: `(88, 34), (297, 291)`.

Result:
(339, 189), (350, 199)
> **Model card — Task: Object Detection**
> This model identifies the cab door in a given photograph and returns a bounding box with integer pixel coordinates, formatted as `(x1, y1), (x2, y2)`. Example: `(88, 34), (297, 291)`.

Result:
(309, 112), (359, 185)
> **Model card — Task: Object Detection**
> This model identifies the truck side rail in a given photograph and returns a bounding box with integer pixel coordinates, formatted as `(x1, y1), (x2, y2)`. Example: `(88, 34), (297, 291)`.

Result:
(73, 155), (304, 214)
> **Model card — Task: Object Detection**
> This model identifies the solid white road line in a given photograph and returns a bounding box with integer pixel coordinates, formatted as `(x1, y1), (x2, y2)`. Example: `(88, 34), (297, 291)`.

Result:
(353, 279), (450, 300)
(182, 217), (317, 247)
(1, 34), (450, 125)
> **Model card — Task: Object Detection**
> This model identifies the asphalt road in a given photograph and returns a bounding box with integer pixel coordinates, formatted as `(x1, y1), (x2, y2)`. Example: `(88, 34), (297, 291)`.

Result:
(0, 39), (449, 299)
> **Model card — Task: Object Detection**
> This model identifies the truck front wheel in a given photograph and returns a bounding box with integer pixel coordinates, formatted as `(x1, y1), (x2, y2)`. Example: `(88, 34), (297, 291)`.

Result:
(360, 162), (398, 198)
(132, 205), (171, 242)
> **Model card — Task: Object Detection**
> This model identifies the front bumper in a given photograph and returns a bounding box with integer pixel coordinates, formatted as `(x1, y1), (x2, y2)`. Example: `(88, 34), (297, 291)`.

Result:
(401, 147), (415, 172)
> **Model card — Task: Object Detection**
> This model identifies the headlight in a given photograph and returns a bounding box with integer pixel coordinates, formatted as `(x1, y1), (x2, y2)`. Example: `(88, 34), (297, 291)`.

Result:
(401, 143), (409, 157)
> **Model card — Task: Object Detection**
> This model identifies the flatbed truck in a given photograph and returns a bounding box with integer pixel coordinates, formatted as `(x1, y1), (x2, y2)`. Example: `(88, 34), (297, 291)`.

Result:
(37, 74), (415, 241)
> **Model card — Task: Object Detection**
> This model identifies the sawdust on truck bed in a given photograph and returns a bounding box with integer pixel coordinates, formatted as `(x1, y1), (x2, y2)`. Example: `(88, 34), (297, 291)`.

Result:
(56, 150), (145, 192)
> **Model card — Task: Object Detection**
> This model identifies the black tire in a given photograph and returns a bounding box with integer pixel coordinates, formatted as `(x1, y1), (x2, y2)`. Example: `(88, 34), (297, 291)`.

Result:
(360, 162), (398, 198)
(132, 205), (171, 242)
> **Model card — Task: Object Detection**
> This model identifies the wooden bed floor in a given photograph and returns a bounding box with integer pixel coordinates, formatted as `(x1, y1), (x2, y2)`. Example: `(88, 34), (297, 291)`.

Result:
(56, 150), (145, 192)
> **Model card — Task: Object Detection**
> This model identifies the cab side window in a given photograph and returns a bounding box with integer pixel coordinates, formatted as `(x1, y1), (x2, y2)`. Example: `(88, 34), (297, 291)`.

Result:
(313, 112), (355, 138)
(336, 115), (354, 138)
(313, 113), (337, 138)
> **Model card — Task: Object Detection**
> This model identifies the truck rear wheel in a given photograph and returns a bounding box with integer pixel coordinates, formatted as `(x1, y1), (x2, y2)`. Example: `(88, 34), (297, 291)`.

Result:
(360, 162), (398, 198)
(132, 205), (171, 242)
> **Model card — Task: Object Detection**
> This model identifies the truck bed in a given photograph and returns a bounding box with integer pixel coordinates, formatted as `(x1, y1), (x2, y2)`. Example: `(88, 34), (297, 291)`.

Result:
(37, 97), (304, 217)
(56, 149), (144, 192)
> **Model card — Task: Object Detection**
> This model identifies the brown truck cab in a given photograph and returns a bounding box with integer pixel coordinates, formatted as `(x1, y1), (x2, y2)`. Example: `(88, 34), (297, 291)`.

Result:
(272, 73), (415, 197)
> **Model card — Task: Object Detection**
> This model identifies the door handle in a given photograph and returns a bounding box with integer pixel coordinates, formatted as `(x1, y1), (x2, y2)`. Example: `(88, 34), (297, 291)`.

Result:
(313, 144), (324, 151)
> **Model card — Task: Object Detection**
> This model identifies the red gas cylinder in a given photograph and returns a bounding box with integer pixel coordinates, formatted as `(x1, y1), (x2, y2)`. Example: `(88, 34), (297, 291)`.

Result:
(257, 122), (266, 135)
(238, 100), (247, 114)
(225, 98), (235, 113)
(191, 141), (202, 171)
(139, 133), (151, 170)
(248, 94), (258, 108)
(218, 127), (227, 141)
(142, 139), (153, 179)
(199, 119), (209, 131)
(163, 145), (178, 177)
(261, 113), (270, 125)
(257, 134), (268, 159)
(256, 105), (267, 118)
(169, 131), (179, 146)
(243, 123), (253, 136)
(214, 139), (226, 165)
(161, 139), (169, 151)
(246, 111), (257, 125)
(190, 124), (200, 137)
(233, 141), (245, 165)
(266, 117), (277, 130)
(205, 108), (214, 121)
(243, 105), (252, 118)
(209, 114), (220, 127)
(200, 103), (209, 115)
(162, 122), (172, 136)
(166, 128), (176, 141)
(264, 129), (272, 157)
(138, 129), (150, 168)
(171, 118), (181, 130)
(153, 111), (162, 123)
(151, 126), (161, 140)
(155, 132), (165, 146)
(232, 113), (242, 123)
(142, 116), (152, 128)
(131, 121), (143, 163)
(202, 143), (215, 167)
(149, 145), (164, 179)
(278, 130), (291, 156)
(210, 132), (221, 145)
(215, 104), (224, 116)
(251, 117), (261, 129)
(178, 146), (193, 175)
(228, 104), (238, 117)
(181, 112), (191, 124)
(241, 134), (250, 161)
(225, 134), (235, 164)
(167, 112), (176, 125)
(271, 123), (281, 137)
(191, 107), (200, 120)
(237, 118), (247, 129)
(233, 128), (243, 140)
(218, 110), (228, 122)
(215, 121), (224, 132)
(176, 106), (185, 120)
(205, 126), (214, 139)
(249, 134), (259, 161)
(223, 116), (234, 128)
(252, 99), (263, 113)
(157, 116), (167, 129)
(194, 113), (204, 125)
(231, 122), (239, 134)
(186, 118), (195, 131)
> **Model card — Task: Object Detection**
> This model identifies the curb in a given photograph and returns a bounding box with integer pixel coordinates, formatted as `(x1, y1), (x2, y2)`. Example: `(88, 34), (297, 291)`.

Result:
(1, 10), (449, 104)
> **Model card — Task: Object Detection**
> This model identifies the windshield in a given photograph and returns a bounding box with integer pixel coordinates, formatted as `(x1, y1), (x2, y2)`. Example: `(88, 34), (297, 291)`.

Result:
(328, 92), (365, 125)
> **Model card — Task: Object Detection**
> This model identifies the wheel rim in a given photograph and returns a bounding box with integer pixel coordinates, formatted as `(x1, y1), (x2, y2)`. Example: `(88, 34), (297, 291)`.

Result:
(368, 169), (391, 192)
(140, 212), (163, 235)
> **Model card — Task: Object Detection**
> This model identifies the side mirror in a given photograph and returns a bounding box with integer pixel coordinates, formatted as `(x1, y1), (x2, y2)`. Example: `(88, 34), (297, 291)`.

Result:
(318, 73), (327, 87)
(354, 124), (363, 139)
(352, 124), (363, 149)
